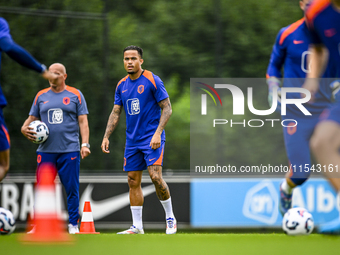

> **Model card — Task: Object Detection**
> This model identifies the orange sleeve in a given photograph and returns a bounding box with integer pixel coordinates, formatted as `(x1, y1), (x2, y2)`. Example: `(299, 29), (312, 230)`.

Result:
(116, 75), (129, 91)
(279, 18), (304, 45)
(34, 88), (51, 105)
(305, 0), (330, 26)
(65, 86), (82, 104)
(143, 70), (157, 89)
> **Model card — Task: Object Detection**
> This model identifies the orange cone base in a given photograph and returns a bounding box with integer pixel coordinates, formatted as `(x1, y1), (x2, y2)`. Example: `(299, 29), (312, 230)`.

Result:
(21, 217), (72, 243)
(77, 222), (100, 234)
(22, 232), (72, 243)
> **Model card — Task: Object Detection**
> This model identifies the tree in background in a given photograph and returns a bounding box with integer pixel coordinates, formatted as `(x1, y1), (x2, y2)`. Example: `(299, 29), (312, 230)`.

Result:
(0, 0), (302, 172)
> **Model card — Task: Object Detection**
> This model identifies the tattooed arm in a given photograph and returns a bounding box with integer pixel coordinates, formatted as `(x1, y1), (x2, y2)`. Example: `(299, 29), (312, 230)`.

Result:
(150, 97), (172, 149)
(101, 104), (122, 153)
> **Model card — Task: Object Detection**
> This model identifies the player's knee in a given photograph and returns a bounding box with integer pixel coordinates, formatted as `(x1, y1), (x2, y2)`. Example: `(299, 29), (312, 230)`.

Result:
(310, 130), (328, 155)
(127, 175), (141, 188)
(0, 160), (10, 173)
(311, 122), (339, 155)
(150, 173), (162, 186)
(0, 163), (9, 181)
(4, 164), (9, 173)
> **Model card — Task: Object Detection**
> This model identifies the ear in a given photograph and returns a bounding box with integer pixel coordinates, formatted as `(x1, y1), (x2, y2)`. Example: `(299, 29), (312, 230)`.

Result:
(64, 73), (68, 80)
(299, 1), (304, 11)
(140, 58), (144, 65)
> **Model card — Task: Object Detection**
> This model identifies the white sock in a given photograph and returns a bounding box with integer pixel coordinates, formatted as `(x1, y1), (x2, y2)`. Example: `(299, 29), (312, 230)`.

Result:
(131, 206), (143, 230)
(281, 179), (293, 194)
(160, 197), (175, 219)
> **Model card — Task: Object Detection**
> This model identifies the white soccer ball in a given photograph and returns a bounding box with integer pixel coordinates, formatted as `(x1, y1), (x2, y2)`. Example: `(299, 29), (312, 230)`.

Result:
(282, 207), (314, 235)
(29, 120), (49, 144)
(0, 208), (16, 235)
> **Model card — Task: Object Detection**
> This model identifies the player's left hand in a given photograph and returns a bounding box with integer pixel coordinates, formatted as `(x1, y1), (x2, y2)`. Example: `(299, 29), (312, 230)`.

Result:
(41, 70), (58, 81)
(81, 147), (91, 159)
(150, 133), (161, 149)
(267, 77), (281, 113)
(21, 125), (37, 142)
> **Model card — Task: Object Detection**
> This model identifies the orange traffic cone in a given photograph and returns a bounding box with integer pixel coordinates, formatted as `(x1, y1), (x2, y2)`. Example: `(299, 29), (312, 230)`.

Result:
(77, 201), (100, 234)
(22, 163), (71, 243)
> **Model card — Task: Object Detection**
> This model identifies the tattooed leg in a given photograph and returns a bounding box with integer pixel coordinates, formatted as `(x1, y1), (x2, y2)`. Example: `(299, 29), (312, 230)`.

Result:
(148, 165), (170, 200)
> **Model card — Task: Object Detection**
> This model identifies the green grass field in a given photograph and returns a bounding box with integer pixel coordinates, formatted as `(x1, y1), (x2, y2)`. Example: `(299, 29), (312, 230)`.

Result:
(1, 232), (340, 255)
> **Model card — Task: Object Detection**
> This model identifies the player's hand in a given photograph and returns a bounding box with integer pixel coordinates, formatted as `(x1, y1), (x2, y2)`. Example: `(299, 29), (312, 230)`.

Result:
(302, 78), (319, 101)
(330, 80), (340, 102)
(150, 133), (161, 150)
(81, 147), (91, 159)
(267, 77), (281, 113)
(101, 137), (110, 153)
(21, 125), (37, 142)
(41, 70), (58, 81)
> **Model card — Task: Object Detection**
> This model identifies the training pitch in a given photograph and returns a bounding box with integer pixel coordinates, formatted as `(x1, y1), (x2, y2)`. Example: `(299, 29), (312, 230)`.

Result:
(1, 232), (340, 255)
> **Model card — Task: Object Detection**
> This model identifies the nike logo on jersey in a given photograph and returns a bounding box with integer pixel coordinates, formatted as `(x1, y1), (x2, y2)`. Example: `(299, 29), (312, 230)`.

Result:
(122, 90), (128, 93)
(293, 40), (304, 44)
(79, 184), (155, 220)
(71, 157), (77, 160)
(43, 101), (49, 104)
(149, 158), (156, 161)
(324, 28), (336, 38)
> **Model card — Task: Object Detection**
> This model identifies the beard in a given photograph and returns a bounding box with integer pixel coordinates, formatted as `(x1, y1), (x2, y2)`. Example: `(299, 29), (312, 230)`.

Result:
(127, 71), (136, 74)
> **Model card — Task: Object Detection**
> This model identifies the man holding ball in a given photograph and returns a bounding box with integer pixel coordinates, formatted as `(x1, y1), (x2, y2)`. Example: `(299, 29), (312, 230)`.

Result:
(21, 63), (90, 234)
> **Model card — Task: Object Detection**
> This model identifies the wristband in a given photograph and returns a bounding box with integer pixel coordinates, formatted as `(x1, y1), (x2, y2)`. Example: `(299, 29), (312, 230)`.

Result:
(81, 143), (90, 149)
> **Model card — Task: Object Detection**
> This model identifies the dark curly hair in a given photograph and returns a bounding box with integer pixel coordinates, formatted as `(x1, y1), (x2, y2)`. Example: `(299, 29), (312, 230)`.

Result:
(123, 45), (143, 58)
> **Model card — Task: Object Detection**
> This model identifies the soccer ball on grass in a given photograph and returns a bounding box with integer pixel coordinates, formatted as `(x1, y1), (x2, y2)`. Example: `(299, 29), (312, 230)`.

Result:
(0, 207), (16, 235)
(282, 207), (314, 235)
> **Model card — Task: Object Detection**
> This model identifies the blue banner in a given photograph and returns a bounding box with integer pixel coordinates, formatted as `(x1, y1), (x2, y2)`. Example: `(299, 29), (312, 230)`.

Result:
(190, 178), (339, 227)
